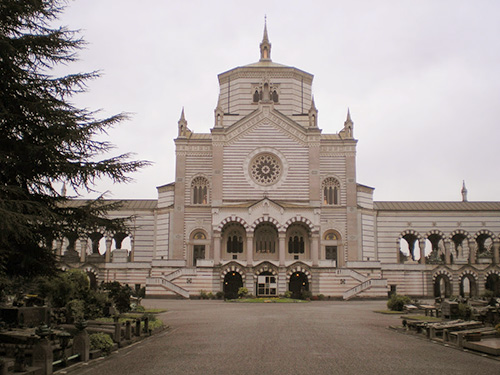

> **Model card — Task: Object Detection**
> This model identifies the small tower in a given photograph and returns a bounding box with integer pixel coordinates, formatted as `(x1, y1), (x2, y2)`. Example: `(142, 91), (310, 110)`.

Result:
(260, 18), (272, 61)
(343, 108), (354, 138)
(214, 99), (224, 128)
(177, 108), (191, 138)
(461, 180), (468, 202)
(308, 96), (318, 127)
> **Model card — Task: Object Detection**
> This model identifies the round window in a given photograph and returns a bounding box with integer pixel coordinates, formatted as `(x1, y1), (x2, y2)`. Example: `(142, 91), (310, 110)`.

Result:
(250, 153), (282, 186)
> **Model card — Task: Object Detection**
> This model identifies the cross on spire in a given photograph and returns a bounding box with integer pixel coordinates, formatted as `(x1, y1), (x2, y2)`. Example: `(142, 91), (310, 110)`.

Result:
(260, 17), (272, 61)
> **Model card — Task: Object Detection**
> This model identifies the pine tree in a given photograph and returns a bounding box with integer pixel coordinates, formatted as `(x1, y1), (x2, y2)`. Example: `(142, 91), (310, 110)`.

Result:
(0, 0), (150, 277)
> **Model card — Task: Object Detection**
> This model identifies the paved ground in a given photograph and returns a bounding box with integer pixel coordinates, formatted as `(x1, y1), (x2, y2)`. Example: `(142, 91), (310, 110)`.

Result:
(63, 299), (499, 375)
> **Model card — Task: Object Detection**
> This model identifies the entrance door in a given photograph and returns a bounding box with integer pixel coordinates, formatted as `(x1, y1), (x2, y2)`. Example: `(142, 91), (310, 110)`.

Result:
(193, 245), (205, 266)
(257, 274), (277, 296)
(289, 272), (309, 299)
(326, 246), (337, 265)
(223, 272), (243, 299)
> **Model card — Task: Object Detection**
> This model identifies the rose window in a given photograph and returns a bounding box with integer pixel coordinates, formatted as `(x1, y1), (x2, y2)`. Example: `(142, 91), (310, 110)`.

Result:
(250, 153), (282, 185)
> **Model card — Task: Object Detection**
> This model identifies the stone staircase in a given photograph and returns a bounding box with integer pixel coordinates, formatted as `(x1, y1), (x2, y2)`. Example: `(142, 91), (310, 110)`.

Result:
(146, 268), (197, 298)
(343, 278), (388, 300)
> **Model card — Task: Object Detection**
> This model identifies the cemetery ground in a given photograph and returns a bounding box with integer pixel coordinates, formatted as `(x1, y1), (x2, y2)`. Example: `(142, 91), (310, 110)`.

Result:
(59, 299), (499, 375)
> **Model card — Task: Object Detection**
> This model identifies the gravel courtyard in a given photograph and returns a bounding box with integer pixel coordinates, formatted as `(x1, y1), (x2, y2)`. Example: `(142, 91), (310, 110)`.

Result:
(63, 299), (499, 375)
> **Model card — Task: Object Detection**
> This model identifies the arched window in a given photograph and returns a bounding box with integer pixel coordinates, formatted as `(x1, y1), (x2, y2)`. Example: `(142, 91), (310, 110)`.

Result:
(253, 90), (260, 103)
(272, 90), (279, 103)
(255, 223), (277, 253)
(288, 231), (305, 254)
(191, 177), (209, 204)
(226, 231), (243, 253)
(322, 178), (340, 205)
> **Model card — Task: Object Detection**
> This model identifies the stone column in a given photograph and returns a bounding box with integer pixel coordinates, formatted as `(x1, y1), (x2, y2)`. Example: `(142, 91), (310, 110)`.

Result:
(246, 234), (254, 266)
(311, 232), (320, 267)
(468, 239), (476, 264)
(129, 235), (135, 262)
(79, 238), (87, 262)
(33, 338), (53, 375)
(419, 240), (426, 264)
(213, 231), (221, 265)
(105, 236), (112, 262)
(72, 329), (90, 362)
(493, 240), (500, 265)
(444, 240), (451, 265)
(279, 232), (286, 266)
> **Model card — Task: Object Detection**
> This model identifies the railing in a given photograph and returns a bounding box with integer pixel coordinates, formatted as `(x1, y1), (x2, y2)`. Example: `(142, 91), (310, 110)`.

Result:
(146, 277), (190, 298)
(343, 278), (387, 300)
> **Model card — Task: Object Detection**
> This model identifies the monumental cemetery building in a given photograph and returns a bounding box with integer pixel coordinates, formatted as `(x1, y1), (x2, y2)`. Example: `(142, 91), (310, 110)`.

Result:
(59, 26), (500, 299)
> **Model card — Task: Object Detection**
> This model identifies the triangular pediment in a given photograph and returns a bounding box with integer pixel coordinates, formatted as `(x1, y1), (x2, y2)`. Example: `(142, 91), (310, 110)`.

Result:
(224, 105), (312, 146)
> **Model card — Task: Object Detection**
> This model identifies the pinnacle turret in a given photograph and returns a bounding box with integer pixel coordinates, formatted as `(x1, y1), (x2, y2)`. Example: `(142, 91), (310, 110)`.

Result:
(260, 18), (272, 61)
(461, 180), (468, 202)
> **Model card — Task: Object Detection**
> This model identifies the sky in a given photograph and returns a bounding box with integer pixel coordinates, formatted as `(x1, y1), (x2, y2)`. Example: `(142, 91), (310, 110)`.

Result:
(54, 0), (500, 202)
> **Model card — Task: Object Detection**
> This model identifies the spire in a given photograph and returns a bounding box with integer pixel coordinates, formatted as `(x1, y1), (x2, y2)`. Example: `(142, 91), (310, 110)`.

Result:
(461, 180), (468, 202)
(178, 107), (191, 137)
(260, 16), (272, 61)
(342, 108), (354, 138)
(308, 95), (318, 127)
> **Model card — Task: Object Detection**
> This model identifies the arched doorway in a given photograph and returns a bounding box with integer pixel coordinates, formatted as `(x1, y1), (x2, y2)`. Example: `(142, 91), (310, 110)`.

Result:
(223, 272), (243, 299)
(433, 274), (452, 298)
(460, 275), (477, 298)
(289, 272), (309, 299)
(485, 273), (500, 297)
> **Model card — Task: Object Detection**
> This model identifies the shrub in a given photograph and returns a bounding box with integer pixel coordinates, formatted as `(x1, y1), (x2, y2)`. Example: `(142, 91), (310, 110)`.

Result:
(207, 292), (214, 300)
(458, 303), (472, 320)
(66, 299), (85, 323)
(283, 291), (292, 299)
(215, 291), (224, 300)
(317, 294), (326, 301)
(387, 294), (411, 311)
(89, 332), (114, 355)
(237, 287), (249, 298)
(102, 282), (132, 313)
(299, 290), (313, 300)
(199, 290), (208, 299)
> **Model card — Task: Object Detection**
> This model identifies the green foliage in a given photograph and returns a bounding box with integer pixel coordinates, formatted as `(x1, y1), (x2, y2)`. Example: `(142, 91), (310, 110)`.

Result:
(199, 290), (208, 299)
(387, 294), (411, 311)
(38, 269), (90, 308)
(102, 282), (131, 313)
(0, 0), (149, 279)
(457, 303), (472, 320)
(215, 291), (224, 300)
(237, 287), (249, 298)
(299, 290), (313, 300)
(66, 299), (85, 322)
(283, 290), (292, 299)
(89, 333), (114, 355)
(207, 292), (214, 300)
(317, 294), (326, 301)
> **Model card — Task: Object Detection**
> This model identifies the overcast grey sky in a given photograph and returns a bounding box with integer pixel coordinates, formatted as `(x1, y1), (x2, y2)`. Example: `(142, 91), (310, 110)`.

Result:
(56, 0), (500, 202)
